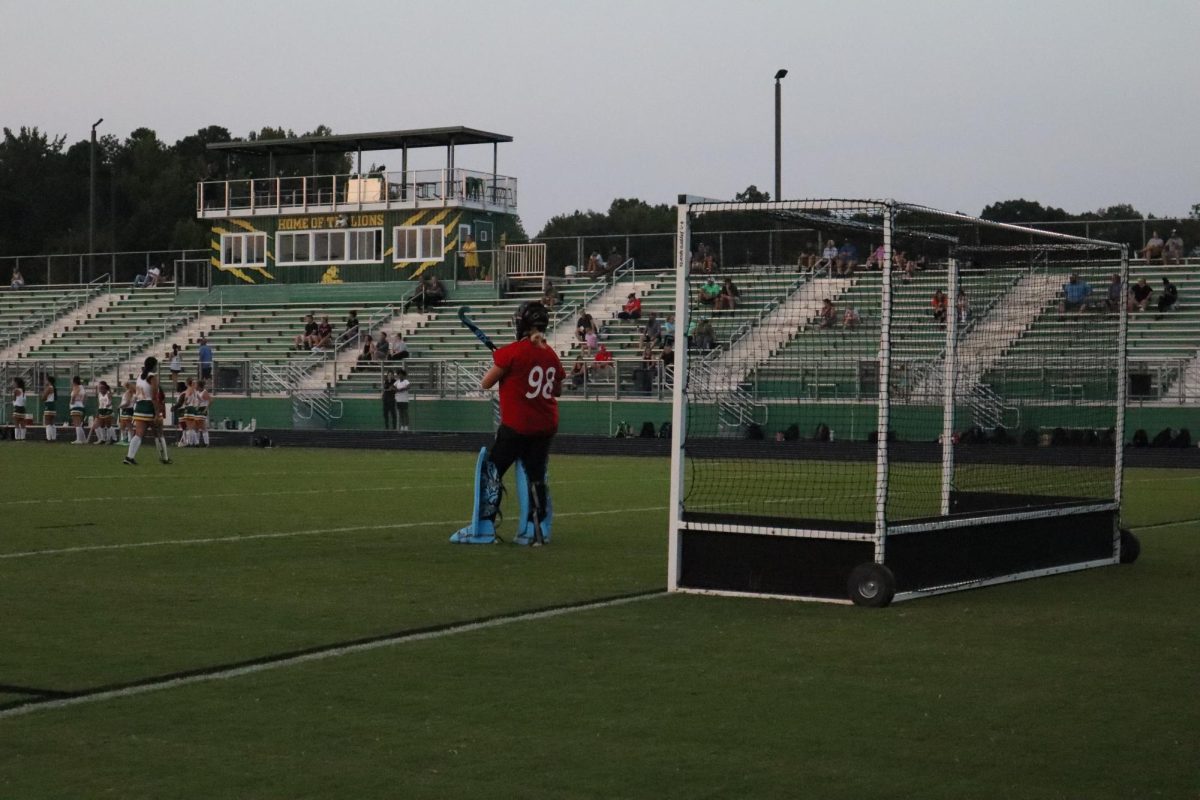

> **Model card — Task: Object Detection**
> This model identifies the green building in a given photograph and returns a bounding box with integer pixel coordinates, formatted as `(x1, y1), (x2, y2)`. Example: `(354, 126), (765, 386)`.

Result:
(198, 127), (520, 285)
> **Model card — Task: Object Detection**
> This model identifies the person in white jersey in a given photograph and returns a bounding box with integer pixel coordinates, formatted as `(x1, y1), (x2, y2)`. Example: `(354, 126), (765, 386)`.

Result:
(10, 377), (30, 441)
(123, 357), (163, 466)
(69, 375), (87, 444)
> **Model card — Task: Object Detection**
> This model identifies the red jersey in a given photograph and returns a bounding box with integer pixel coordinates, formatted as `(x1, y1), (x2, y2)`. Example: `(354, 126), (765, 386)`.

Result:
(494, 338), (564, 435)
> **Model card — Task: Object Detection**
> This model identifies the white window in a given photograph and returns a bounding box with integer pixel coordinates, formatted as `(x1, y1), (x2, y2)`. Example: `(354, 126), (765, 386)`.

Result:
(221, 233), (267, 267)
(348, 229), (383, 262)
(393, 225), (445, 263)
(275, 228), (383, 265)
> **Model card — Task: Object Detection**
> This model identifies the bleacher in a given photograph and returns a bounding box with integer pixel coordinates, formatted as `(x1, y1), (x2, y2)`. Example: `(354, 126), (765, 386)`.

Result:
(986, 261), (1200, 401)
(754, 265), (1025, 398)
(333, 277), (598, 395)
(18, 288), (194, 366)
(0, 286), (100, 351)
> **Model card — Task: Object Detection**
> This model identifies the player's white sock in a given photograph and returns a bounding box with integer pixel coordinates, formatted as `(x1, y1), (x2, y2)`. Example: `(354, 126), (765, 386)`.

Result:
(127, 435), (142, 459)
(46, 424), (56, 441)
(15, 427), (24, 440)
(202, 431), (209, 446)
(75, 425), (85, 443)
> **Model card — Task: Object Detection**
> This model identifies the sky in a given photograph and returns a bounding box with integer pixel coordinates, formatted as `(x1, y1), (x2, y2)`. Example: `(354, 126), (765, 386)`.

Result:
(1, 0), (1197, 235)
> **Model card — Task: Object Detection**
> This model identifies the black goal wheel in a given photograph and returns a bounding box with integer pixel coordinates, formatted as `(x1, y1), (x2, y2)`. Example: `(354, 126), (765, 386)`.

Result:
(1119, 527), (1140, 564)
(847, 563), (896, 608)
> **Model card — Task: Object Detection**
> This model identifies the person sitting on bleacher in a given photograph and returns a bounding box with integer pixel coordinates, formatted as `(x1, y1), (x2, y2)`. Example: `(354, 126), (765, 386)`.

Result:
(693, 318), (716, 351)
(716, 278), (740, 311)
(1105, 274), (1123, 313)
(310, 317), (334, 352)
(1164, 230), (1184, 265)
(617, 293), (642, 321)
(1129, 278), (1152, 312)
(641, 312), (662, 347)
(818, 298), (837, 329)
(1058, 273), (1092, 315)
(293, 314), (317, 350)
(1140, 230), (1164, 263)
(1158, 277), (1179, 313)
(389, 332), (409, 360)
(344, 309), (360, 339)
(10, 267), (25, 289)
(373, 332), (390, 361)
(415, 274), (445, 311)
(697, 277), (721, 308)
(576, 311), (597, 343)
(133, 265), (161, 288)
(591, 343), (614, 376)
(842, 307), (861, 330)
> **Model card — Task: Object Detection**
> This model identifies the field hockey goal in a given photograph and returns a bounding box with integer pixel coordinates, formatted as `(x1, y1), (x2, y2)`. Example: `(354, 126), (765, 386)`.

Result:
(667, 197), (1138, 606)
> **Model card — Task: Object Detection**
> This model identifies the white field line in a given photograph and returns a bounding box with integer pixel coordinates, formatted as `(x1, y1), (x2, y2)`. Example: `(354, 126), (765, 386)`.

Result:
(0, 476), (669, 507)
(0, 506), (672, 560)
(0, 591), (667, 721)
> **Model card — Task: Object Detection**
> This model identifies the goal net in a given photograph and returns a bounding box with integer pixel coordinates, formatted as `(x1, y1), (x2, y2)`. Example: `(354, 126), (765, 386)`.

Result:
(668, 198), (1128, 605)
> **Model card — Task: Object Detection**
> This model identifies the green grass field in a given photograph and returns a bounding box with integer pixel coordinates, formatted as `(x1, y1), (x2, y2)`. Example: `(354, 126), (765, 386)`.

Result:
(0, 443), (1197, 799)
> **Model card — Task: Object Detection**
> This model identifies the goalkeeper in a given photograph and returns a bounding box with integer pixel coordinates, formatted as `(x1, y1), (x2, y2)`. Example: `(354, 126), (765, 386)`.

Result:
(451, 302), (563, 545)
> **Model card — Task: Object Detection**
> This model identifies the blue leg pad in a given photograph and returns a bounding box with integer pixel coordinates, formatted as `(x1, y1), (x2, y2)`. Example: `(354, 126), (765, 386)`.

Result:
(449, 448), (500, 544)
(514, 461), (553, 546)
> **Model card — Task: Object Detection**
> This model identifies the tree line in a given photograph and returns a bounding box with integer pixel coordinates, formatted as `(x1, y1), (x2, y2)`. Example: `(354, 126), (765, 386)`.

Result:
(2, 125), (1196, 268)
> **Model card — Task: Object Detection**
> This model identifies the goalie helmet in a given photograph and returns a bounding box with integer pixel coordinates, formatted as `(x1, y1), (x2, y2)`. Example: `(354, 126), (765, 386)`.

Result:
(514, 301), (550, 339)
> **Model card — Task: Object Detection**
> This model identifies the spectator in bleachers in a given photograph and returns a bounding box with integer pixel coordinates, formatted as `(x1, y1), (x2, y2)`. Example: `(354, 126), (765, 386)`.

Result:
(1164, 230), (1184, 265)
(607, 247), (624, 275)
(316, 316), (334, 344)
(359, 335), (375, 362)
(10, 267), (24, 289)
(591, 343), (614, 376)
(168, 344), (183, 386)
(641, 311), (662, 347)
(865, 244), (886, 271)
(819, 239), (838, 272)
(617, 292), (642, 321)
(841, 306), (861, 330)
(133, 264), (161, 288)
(294, 314), (317, 350)
(373, 331), (390, 361)
(541, 281), (561, 310)
(389, 332), (409, 360)
(697, 277), (721, 308)
(818, 298), (836, 329)
(197, 337), (213, 381)
(1057, 273), (1092, 315)
(345, 310), (360, 339)
(693, 317), (716, 351)
(382, 371), (397, 430)
(584, 326), (599, 352)
(661, 313), (676, 346)
(587, 250), (603, 276)
(1105, 274), (1123, 313)
(661, 341), (675, 381)
(1158, 277), (1178, 313)
(1128, 278), (1153, 312)
(717, 278), (741, 311)
(1140, 230), (1164, 263)
(931, 289), (949, 324)
(415, 274), (445, 311)
(956, 289), (970, 324)
(576, 311), (597, 343)
(570, 355), (587, 389)
(836, 241), (859, 277)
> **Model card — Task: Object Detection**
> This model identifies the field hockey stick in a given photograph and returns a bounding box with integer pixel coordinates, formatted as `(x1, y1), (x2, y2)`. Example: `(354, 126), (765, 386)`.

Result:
(153, 419), (172, 464)
(457, 306), (501, 426)
(457, 306), (496, 351)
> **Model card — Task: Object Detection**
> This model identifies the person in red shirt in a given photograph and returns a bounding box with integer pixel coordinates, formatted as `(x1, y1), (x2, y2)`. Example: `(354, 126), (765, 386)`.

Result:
(452, 302), (563, 546)
(617, 292), (642, 320)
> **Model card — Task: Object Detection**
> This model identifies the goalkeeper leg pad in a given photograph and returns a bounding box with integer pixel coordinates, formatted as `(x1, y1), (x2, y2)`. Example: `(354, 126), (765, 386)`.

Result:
(514, 460), (553, 546)
(450, 448), (502, 544)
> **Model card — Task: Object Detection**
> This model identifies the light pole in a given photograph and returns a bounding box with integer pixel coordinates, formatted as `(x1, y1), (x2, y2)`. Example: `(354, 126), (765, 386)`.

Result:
(89, 118), (103, 280)
(774, 69), (787, 202)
